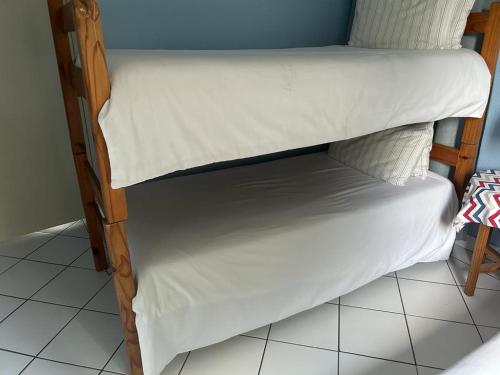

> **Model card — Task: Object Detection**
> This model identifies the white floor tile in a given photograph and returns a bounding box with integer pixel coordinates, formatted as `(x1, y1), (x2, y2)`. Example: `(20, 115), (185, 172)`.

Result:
(451, 244), (472, 264)
(385, 272), (397, 278)
(260, 340), (337, 375)
(477, 326), (500, 342)
(448, 257), (500, 290)
(103, 342), (128, 374)
(329, 297), (340, 304)
(104, 342), (188, 375)
(39, 310), (123, 369)
(397, 261), (455, 285)
(61, 220), (89, 238)
(0, 295), (24, 321)
(341, 277), (403, 313)
(417, 366), (442, 375)
(340, 306), (413, 363)
(339, 352), (416, 375)
(0, 301), (77, 355)
(242, 325), (270, 339)
(460, 288), (500, 328)
(22, 358), (99, 374)
(398, 279), (472, 323)
(84, 280), (118, 314)
(0, 350), (32, 375)
(181, 336), (265, 375)
(39, 222), (75, 235)
(269, 304), (338, 350)
(407, 315), (482, 369)
(0, 232), (53, 258)
(0, 256), (18, 274)
(32, 267), (110, 308)
(71, 249), (96, 269)
(0, 260), (64, 298)
(27, 236), (90, 265)
(160, 352), (189, 375)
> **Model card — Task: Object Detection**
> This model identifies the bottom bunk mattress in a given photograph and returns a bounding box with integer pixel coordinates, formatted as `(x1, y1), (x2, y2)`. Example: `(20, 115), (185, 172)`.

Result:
(126, 152), (458, 375)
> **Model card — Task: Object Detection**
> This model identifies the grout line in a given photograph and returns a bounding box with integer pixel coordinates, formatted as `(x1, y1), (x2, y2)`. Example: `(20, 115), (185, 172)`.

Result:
(0, 234), (58, 277)
(394, 271), (418, 367)
(340, 350), (433, 369)
(257, 324), (272, 375)
(100, 340), (124, 373)
(268, 338), (338, 353)
(449, 254), (500, 284)
(19, 356), (104, 374)
(445, 260), (485, 343)
(177, 351), (191, 375)
(27, 279), (117, 373)
(337, 296), (341, 375)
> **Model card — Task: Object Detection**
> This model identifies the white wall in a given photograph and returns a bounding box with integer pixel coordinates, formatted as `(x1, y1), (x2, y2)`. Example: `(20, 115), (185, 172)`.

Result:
(0, 1), (82, 241)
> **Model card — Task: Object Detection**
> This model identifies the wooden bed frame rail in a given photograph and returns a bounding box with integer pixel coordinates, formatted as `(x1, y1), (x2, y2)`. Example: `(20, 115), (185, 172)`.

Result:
(46, 1), (500, 374)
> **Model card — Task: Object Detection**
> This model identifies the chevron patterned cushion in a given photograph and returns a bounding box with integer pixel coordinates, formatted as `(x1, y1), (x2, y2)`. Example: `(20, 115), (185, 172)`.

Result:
(328, 123), (434, 186)
(454, 170), (500, 230)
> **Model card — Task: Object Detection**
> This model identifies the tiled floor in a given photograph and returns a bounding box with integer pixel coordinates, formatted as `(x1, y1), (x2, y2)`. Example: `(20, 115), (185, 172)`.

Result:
(1, 222), (499, 375)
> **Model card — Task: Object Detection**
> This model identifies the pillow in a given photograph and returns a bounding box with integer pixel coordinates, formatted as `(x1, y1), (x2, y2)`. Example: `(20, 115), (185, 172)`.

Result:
(412, 123), (434, 179)
(349, 0), (475, 50)
(328, 123), (434, 186)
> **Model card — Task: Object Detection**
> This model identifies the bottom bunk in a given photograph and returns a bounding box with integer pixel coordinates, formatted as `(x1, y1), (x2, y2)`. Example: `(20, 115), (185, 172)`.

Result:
(125, 151), (458, 375)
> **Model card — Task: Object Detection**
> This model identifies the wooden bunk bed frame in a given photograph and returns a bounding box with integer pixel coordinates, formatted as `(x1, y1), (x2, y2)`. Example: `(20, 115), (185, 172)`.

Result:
(46, 1), (500, 374)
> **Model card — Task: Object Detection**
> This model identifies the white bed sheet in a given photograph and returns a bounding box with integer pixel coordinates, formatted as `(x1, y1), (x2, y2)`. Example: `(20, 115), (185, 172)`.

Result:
(126, 152), (458, 375)
(99, 46), (490, 188)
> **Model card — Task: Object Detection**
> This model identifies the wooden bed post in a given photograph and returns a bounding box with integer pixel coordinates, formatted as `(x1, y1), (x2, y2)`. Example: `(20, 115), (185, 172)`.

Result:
(453, 2), (500, 197)
(431, 2), (500, 198)
(47, 0), (107, 271)
(47, 0), (143, 373)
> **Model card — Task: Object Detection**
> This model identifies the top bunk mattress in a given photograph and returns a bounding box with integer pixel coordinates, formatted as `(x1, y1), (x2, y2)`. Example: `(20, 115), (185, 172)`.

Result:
(99, 46), (491, 188)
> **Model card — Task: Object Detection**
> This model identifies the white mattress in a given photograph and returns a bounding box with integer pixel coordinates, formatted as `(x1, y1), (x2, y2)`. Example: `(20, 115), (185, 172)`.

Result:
(99, 46), (491, 188)
(126, 152), (458, 375)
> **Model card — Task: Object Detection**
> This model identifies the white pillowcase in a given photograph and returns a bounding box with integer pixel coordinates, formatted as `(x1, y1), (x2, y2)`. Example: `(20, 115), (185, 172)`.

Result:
(328, 123), (434, 186)
(349, 0), (475, 50)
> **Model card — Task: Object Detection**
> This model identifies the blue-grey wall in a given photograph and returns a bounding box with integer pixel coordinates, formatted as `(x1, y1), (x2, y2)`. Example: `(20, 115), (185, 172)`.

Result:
(100, 0), (353, 49)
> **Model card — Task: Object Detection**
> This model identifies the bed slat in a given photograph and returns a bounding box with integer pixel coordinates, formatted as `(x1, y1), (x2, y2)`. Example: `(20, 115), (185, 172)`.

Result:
(465, 11), (489, 34)
(70, 64), (86, 98)
(61, 1), (75, 32)
(430, 143), (459, 167)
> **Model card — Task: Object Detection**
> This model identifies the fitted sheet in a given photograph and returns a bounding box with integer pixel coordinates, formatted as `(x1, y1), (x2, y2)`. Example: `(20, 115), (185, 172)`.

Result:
(99, 46), (490, 188)
(126, 152), (458, 375)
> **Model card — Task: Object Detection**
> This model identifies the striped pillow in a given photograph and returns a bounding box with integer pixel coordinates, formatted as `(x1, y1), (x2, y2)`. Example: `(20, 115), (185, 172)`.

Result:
(349, 0), (475, 50)
(328, 123), (434, 186)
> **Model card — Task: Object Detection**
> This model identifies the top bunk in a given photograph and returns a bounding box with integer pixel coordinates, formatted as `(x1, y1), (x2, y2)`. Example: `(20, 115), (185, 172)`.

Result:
(49, 0), (500, 224)
(100, 46), (490, 188)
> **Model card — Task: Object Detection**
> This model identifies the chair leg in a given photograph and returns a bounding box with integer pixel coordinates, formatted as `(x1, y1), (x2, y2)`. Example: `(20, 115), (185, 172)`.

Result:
(104, 222), (143, 375)
(464, 224), (490, 296)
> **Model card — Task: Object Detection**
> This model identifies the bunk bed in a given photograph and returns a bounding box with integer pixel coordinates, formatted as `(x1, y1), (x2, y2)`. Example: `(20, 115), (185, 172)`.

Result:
(46, 1), (500, 374)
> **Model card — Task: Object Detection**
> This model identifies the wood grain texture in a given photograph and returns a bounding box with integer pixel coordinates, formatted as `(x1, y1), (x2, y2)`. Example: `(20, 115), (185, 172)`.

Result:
(430, 143), (459, 167)
(104, 223), (143, 375)
(465, 224), (490, 296)
(431, 5), (500, 199)
(47, 0), (107, 271)
(465, 11), (489, 34)
(71, 0), (128, 223)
